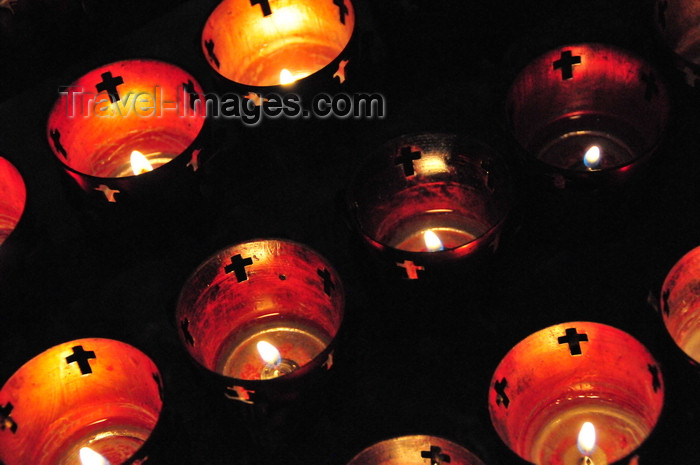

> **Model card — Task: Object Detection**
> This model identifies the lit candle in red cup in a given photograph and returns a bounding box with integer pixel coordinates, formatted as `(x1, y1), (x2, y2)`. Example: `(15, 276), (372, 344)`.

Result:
(507, 44), (670, 186)
(175, 239), (344, 404)
(46, 59), (207, 201)
(201, 0), (355, 88)
(347, 133), (514, 279)
(489, 322), (663, 465)
(0, 339), (163, 465)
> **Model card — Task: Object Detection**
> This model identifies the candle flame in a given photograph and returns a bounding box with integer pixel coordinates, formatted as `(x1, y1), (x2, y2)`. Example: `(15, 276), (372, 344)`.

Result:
(423, 230), (444, 252)
(257, 341), (282, 366)
(79, 447), (112, 465)
(577, 421), (597, 455)
(280, 69), (296, 85)
(130, 150), (154, 175)
(583, 145), (601, 170)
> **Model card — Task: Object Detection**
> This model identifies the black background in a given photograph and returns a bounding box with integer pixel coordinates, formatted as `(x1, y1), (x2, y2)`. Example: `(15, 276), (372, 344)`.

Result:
(1, 0), (700, 464)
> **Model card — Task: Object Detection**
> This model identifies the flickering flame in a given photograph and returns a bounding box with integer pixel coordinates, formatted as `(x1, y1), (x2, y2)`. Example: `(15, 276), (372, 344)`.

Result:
(130, 150), (154, 175)
(577, 422), (597, 456)
(423, 230), (444, 252)
(79, 447), (112, 465)
(583, 145), (601, 170)
(280, 69), (296, 85)
(257, 341), (282, 366)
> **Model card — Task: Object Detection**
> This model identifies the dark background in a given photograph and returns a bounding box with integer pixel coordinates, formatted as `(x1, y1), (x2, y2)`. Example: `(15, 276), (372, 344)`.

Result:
(1, 0), (700, 464)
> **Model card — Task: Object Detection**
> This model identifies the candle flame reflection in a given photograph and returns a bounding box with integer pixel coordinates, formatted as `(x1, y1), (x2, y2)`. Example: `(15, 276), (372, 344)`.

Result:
(257, 340), (282, 366)
(423, 230), (444, 252)
(577, 421), (596, 456)
(130, 150), (154, 175)
(583, 145), (601, 170)
(79, 447), (112, 465)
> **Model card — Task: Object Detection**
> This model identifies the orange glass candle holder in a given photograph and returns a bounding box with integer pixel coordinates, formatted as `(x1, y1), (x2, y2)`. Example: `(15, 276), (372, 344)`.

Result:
(0, 157), (26, 247)
(347, 133), (514, 280)
(46, 59), (208, 203)
(201, 0), (355, 89)
(489, 322), (664, 465)
(507, 43), (670, 188)
(176, 239), (344, 404)
(0, 338), (163, 465)
(346, 435), (486, 465)
(661, 245), (700, 366)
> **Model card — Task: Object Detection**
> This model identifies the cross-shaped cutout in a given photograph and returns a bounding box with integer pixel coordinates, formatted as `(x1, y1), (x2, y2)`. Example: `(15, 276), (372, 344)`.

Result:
(95, 185), (120, 203)
(661, 288), (671, 316)
(65, 345), (96, 375)
(50, 128), (67, 158)
(204, 39), (220, 69)
(494, 377), (509, 408)
(557, 327), (589, 356)
(395, 146), (422, 176)
(317, 268), (335, 296)
(251, 0), (272, 16)
(553, 50), (581, 80)
(396, 260), (424, 280)
(225, 254), (254, 282)
(152, 373), (164, 401)
(421, 445), (451, 465)
(641, 72), (659, 101)
(333, 59), (350, 83)
(333, 0), (349, 24)
(0, 402), (17, 433)
(183, 80), (200, 110)
(95, 71), (124, 104)
(648, 364), (662, 393)
(181, 318), (195, 345)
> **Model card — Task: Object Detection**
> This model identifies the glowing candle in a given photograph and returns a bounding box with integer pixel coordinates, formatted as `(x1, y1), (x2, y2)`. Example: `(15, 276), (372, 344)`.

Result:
(46, 59), (206, 183)
(583, 146), (601, 170)
(348, 133), (513, 270)
(0, 339), (163, 465)
(176, 239), (344, 403)
(559, 421), (609, 465)
(257, 340), (300, 380)
(79, 447), (112, 465)
(130, 150), (154, 175)
(489, 323), (662, 465)
(202, 0), (354, 87)
(423, 230), (445, 252)
(578, 422), (596, 458)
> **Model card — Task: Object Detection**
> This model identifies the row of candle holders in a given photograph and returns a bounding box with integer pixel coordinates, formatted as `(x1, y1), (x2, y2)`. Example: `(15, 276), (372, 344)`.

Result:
(1, 0), (700, 464)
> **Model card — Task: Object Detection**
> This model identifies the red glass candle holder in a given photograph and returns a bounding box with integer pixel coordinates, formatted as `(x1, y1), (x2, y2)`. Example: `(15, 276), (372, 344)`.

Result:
(0, 157), (26, 247)
(347, 133), (514, 280)
(661, 245), (700, 366)
(346, 435), (486, 465)
(507, 43), (670, 187)
(489, 322), (664, 465)
(175, 239), (344, 404)
(201, 0), (355, 89)
(654, 0), (700, 88)
(46, 59), (208, 203)
(0, 338), (163, 465)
